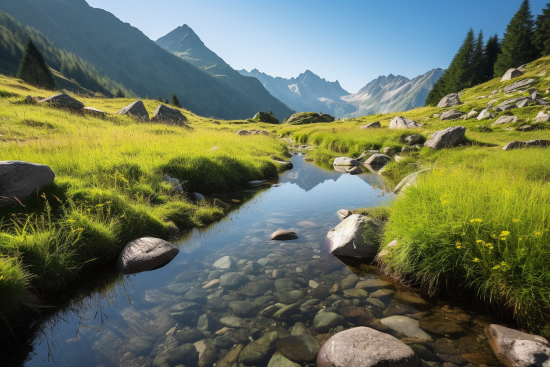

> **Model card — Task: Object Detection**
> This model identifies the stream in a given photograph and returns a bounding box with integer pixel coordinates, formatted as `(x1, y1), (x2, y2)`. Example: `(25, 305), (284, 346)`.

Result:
(18, 155), (502, 367)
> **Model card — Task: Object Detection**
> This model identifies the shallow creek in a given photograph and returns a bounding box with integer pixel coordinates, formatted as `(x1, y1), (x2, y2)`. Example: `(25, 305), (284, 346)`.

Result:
(22, 155), (502, 367)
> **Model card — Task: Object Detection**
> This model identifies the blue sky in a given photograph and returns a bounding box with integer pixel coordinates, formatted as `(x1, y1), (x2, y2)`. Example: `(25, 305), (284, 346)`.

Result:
(87, 0), (548, 92)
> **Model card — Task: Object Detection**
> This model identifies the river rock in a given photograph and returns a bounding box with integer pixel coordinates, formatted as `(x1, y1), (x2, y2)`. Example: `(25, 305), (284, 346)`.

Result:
(327, 214), (382, 259)
(219, 272), (248, 289)
(165, 282), (194, 294)
(316, 327), (420, 367)
(418, 315), (462, 336)
(485, 324), (550, 367)
(217, 344), (244, 367)
(389, 116), (422, 129)
(337, 209), (351, 220)
(343, 288), (368, 299)
(477, 109), (492, 120)
(276, 290), (305, 304)
(356, 279), (393, 291)
(271, 230), (299, 240)
(333, 157), (360, 166)
(437, 93), (462, 108)
(360, 121), (381, 129)
(174, 329), (205, 344)
(276, 335), (321, 362)
(40, 93), (84, 110)
(405, 134), (422, 144)
(492, 115), (518, 125)
(117, 100), (150, 121)
(393, 291), (429, 307)
(197, 342), (218, 367)
(116, 237), (179, 275)
(0, 161), (56, 204)
(152, 343), (198, 367)
(220, 315), (244, 328)
(273, 303), (301, 320)
(228, 300), (259, 317)
(440, 110), (465, 121)
(213, 255), (236, 271)
(267, 354), (300, 367)
(313, 310), (344, 332)
(369, 289), (395, 302)
(275, 278), (299, 291)
(503, 139), (550, 151)
(253, 111), (279, 124)
(339, 306), (375, 325)
(504, 78), (536, 93)
(183, 288), (209, 303)
(364, 154), (391, 167)
(239, 331), (279, 365)
(380, 316), (432, 341)
(241, 279), (274, 296)
(424, 126), (466, 149)
(501, 68), (524, 81)
(151, 104), (187, 125)
(341, 274), (359, 290)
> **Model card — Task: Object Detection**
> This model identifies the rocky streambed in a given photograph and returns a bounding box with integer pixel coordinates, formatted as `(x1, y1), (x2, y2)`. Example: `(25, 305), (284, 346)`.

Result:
(16, 155), (545, 367)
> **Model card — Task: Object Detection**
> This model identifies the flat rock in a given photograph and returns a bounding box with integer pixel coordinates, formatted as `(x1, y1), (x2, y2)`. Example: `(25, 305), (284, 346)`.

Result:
(477, 109), (492, 120)
(117, 100), (150, 121)
(437, 93), (462, 108)
(492, 115), (518, 125)
(360, 121), (381, 129)
(267, 354), (300, 367)
(389, 116), (422, 129)
(228, 300), (259, 317)
(313, 310), (344, 332)
(217, 344), (244, 367)
(333, 157), (360, 166)
(271, 230), (299, 240)
(380, 316), (432, 341)
(316, 327), (420, 367)
(213, 255), (236, 271)
(0, 161), (55, 204)
(219, 316), (244, 328)
(440, 110), (465, 121)
(485, 324), (550, 367)
(151, 104), (187, 125)
(83, 107), (106, 117)
(276, 335), (321, 362)
(116, 237), (178, 275)
(424, 126), (466, 149)
(504, 78), (536, 93)
(356, 279), (394, 291)
(40, 93), (84, 110)
(501, 68), (524, 81)
(327, 214), (382, 259)
(364, 154), (391, 167)
(419, 315), (462, 336)
(275, 290), (304, 304)
(343, 288), (368, 299)
(219, 272), (248, 289)
(503, 140), (550, 151)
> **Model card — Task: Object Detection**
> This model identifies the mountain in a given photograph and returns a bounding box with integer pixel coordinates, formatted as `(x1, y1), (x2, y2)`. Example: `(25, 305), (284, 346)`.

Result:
(238, 69), (356, 117)
(342, 68), (445, 117)
(155, 25), (293, 120)
(0, 0), (293, 120)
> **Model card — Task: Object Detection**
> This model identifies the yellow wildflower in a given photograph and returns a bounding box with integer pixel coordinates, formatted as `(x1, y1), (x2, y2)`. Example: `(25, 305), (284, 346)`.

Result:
(473, 258), (480, 262)
(512, 218), (521, 223)
(535, 231), (543, 236)
(67, 219), (76, 223)
(456, 245), (462, 249)
(96, 204), (104, 207)
(470, 219), (483, 223)
(500, 231), (510, 236)
(441, 200), (450, 205)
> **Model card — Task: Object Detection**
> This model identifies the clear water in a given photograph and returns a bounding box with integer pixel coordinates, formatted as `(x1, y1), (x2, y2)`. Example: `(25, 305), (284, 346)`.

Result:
(21, 155), (502, 367)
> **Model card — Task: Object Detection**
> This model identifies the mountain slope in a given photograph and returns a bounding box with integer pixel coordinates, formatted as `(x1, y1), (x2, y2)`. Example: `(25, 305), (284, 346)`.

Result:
(342, 68), (445, 117)
(0, 0), (292, 120)
(156, 25), (294, 120)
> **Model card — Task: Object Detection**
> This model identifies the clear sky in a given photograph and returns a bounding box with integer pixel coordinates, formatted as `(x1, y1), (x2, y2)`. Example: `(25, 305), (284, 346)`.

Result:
(86, 0), (548, 93)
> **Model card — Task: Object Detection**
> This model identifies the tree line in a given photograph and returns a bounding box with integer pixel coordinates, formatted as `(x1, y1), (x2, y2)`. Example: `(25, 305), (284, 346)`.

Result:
(426, 0), (550, 105)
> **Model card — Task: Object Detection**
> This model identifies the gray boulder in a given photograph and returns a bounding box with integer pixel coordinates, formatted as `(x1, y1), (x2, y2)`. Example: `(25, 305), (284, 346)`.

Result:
(477, 109), (492, 120)
(333, 157), (359, 166)
(236, 129), (270, 136)
(162, 174), (183, 192)
(316, 327), (420, 367)
(117, 237), (179, 274)
(213, 255), (236, 271)
(327, 214), (382, 259)
(485, 324), (550, 367)
(364, 154), (391, 167)
(389, 116), (422, 129)
(404, 134), (422, 144)
(440, 109), (465, 121)
(504, 79), (536, 93)
(40, 93), (84, 110)
(437, 93), (462, 108)
(501, 68), (525, 82)
(380, 316), (432, 341)
(535, 111), (550, 122)
(0, 161), (55, 205)
(253, 111), (279, 124)
(492, 115), (518, 125)
(466, 110), (479, 119)
(83, 107), (106, 117)
(151, 104), (187, 125)
(503, 140), (550, 151)
(117, 101), (150, 121)
(360, 121), (381, 129)
(424, 126), (466, 149)
(287, 112), (334, 125)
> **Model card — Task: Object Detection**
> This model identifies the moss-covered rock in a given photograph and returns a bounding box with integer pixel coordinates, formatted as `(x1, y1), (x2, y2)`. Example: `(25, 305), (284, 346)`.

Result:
(286, 112), (334, 125)
(253, 111), (280, 124)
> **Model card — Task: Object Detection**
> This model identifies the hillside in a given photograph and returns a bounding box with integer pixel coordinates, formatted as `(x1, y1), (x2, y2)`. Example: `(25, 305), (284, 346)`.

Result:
(156, 25), (294, 120)
(0, 0), (293, 120)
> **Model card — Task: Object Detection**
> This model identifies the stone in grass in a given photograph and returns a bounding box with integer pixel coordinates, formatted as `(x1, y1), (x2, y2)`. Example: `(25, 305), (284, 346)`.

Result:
(83, 107), (106, 117)
(364, 154), (391, 167)
(440, 110), (465, 121)
(424, 126), (466, 149)
(492, 115), (518, 125)
(271, 230), (299, 240)
(535, 111), (550, 122)
(500, 68), (524, 82)
(316, 327), (420, 367)
(360, 121), (381, 129)
(117, 100), (150, 121)
(327, 214), (383, 259)
(477, 109), (492, 120)
(485, 324), (550, 367)
(393, 170), (429, 194)
(503, 140), (550, 151)
(389, 116), (422, 129)
(151, 104), (188, 125)
(404, 134), (422, 144)
(333, 157), (360, 166)
(503, 78), (536, 93)
(116, 237), (179, 275)
(39, 92), (84, 110)
(437, 93), (462, 108)
(0, 161), (55, 205)
(253, 111), (279, 124)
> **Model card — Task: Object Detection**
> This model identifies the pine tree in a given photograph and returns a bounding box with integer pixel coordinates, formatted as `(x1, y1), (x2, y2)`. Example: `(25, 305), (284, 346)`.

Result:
(158, 96), (163, 102)
(534, 3), (550, 56)
(484, 35), (501, 79)
(171, 93), (181, 107)
(471, 30), (485, 86)
(16, 39), (56, 90)
(116, 89), (125, 98)
(164, 98), (169, 104)
(494, 0), (536, 76)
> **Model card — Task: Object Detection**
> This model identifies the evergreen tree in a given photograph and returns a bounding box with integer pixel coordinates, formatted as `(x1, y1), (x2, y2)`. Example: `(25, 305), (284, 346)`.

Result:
(471, 30), (486, 86)
(164, 98), (169, 104)
(115, 89), (125, 98)
(158, 96), (163, 102)
(484, 35), (501, 79)
(534, 3), (550, 56)
(171, 93), (181, 107)
(16, 39), (56, 90)
(494, 0), (536, 76)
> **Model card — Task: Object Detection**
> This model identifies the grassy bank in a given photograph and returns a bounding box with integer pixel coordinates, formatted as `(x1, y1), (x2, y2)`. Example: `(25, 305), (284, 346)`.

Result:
(0, 75), (289, 313)
(283, 56), (550, 335)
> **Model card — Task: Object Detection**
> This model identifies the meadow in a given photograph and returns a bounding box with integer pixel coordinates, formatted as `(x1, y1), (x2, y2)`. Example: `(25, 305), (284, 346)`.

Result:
(0, 75), (289, 312)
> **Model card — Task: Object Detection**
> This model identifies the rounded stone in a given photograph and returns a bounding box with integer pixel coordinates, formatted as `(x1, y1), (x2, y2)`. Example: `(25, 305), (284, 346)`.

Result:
(117, 237), (179, 275)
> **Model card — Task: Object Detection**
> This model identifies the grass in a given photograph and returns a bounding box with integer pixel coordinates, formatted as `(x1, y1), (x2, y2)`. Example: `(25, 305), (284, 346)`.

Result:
(281, 55), (550, 336)
(0, 75), (290, 312)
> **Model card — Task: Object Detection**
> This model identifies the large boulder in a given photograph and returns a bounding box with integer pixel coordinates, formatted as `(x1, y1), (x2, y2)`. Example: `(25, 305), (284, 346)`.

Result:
(424, 126), (466, 149)
(364, 154), (391, 167)
(485, 324), (550, 367)
(503, 139), (550, 151)
(151, 104), (187, 125)
(40, 93), (84, 111)
(117, 100), (150, 121)
(0, 161), (55, 205)
(440, 110), (465, 121)
(287, 112), (334, 125)
(316, 327), (420, 367)
(389, 116), (422, 129)
(500, 68), (525, 82)
(83, 107), (106, 117)
(253, 112), (279, 124)
(117, 237), (179, 274)
(504, 79), (536, 93)
(333, 157), (359, 166)
(360, 121), (381, 129)
(437, 93), (462, 108)
(492, 115), (518, 125)
(327, 214), (382, 259)
(477, 109), (492, 120)
(535, 111), (550, 122)
(404, 134), (422, 144)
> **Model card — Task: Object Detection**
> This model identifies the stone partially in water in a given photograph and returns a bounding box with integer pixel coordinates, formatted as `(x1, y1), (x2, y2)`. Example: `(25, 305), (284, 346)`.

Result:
(419, 315), (463, 336)
(327, 214), (383, 259)
(239, 331), (279, 365)
(356, 279), (394, 291)
(380, 316), (432, 341)
(316, 327), (420, 367)
(228, 300), (259, 318)
(313, 310), (345, 333)
(271, 230), (299, 240)
(276, 334), (322, 362)
(117, 237), (179, 275)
